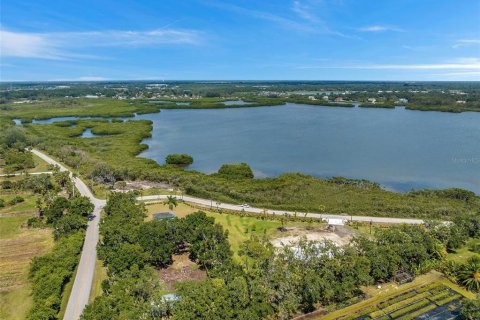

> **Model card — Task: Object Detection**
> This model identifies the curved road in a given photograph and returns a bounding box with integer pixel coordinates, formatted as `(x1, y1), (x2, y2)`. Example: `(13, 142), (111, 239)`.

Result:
(31, 149), (424, 320)
(31, 149), (106, 320)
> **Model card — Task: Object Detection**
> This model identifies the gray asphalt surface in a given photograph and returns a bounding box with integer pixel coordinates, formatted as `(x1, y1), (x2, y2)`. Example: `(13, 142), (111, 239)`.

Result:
(31, 149), (106, 320)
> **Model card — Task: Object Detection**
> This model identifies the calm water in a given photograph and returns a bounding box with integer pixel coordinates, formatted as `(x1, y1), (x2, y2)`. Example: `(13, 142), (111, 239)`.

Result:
(136, 104), (480, 193)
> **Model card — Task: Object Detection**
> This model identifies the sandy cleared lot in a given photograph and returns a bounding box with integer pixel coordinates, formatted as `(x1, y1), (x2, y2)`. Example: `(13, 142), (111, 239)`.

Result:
(271, 227), (353, 248)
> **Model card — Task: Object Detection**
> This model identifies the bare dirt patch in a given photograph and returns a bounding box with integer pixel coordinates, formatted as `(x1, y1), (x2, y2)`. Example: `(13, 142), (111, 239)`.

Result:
(158, 253), (207, 291)
(114, 180), (173, 192)
(271, 226), (354, 248)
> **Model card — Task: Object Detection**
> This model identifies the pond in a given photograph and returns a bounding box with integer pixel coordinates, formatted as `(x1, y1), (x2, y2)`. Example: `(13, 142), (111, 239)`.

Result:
(80, 128), (100, 138)
(15, 103), (480, 193)
(135, 104), (480, 193)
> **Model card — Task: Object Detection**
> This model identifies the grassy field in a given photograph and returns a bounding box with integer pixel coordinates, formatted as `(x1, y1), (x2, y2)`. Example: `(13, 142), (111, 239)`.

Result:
(0, 192), (38, 215)
(0, 214), (53, 320)
(145, 202), (324, 257)
(88, 258), (107, 304)
(0, 98), (163, 123)
(447, 238), (480, 263)
(320, 271), (475, 320)
(0, 152), (51, 175)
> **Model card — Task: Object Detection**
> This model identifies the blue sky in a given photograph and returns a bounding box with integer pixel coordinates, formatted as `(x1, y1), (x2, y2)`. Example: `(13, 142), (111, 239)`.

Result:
(1, 0), (479, 81)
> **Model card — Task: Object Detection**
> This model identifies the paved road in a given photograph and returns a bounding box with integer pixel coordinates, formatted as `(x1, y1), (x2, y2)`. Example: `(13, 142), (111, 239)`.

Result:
(138, 194), (425, 225)
(31, 149), (106, 320)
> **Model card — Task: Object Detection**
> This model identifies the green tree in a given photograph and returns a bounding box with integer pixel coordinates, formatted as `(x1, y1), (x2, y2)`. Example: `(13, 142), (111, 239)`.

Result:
(163, 195), (178, 214)
(68, 196), (94, 216)
(137, 220), (176, 267)
(165, 153), (194, 166)
(458, 256), (480, 292)
(53, 214), (87, 239)
(461, 295), (480, 320)
(217, 163), (254, 179)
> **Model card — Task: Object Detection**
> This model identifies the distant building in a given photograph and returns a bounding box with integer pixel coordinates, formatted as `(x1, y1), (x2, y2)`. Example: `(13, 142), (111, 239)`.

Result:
(367, 98), (377, 104)
(322, 96), (329, 101)
(398, 98), (408, 103)
(308, 96), (316, 100)
(326, 218), (346, 226)
(456, 100), (466, 104)
(85, 95), (99, 99)
(335, 97), (343, 102)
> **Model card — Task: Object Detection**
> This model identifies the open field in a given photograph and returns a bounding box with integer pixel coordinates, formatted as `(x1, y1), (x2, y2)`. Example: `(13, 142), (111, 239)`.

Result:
(0, 214), (53, 320)
(447, 238), (480, 263)
(320, 272), (475, 320)
(145, 202), (197, 219)
(145, 202), (326, 257)
(0, 98), (163, 123)
(0, 152), (51, 175)
(0, 192), (37, 215)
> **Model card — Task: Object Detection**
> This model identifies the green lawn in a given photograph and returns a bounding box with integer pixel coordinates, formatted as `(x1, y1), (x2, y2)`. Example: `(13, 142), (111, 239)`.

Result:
(0, 192), (38, 214)
(144, 202), (324, 258)
(206, 212), (283, 256)
(28, 153), (52, 173)
(447, 238), (480, 263)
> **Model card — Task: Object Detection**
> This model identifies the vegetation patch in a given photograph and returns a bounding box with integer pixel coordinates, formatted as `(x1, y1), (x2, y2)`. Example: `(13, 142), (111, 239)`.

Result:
(323, 279), (469, 320)
(157, 253), (207, 291)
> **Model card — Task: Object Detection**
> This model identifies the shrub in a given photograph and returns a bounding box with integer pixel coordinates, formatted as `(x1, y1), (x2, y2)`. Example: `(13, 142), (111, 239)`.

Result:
(0, 198), (4, 208)
(217, 163), (254, 179)
(469, 242), (480, 254)
(8, 196), (24, 205)
(1, 180), (13, 189)
(165, 154), (193, 166)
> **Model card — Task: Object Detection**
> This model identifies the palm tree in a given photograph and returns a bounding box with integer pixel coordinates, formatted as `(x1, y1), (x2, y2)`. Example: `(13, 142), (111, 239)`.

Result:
(35, 198), (43, 219)
(163, 196), (178, 215)
(72, 172), (78, 197)
(458, 256), (480, 292)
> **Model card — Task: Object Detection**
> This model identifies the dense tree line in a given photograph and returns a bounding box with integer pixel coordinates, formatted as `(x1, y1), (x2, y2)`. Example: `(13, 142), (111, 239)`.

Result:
(28, 232), (85, 320)
(26, 191), (94, 319)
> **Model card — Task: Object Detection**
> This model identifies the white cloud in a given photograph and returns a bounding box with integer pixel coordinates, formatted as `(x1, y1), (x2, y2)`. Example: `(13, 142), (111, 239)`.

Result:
(358, 25), (404, 32)
(298, 58), (480, 70)
(77, 76), (108, 81)
(292, 1), (319, 23)
(0, 30), (64, 59)
(430, 71), (480, 77)
(453, 39), (480, 48)
(207, 1), (343, 36)
(0, 28), (202, 60)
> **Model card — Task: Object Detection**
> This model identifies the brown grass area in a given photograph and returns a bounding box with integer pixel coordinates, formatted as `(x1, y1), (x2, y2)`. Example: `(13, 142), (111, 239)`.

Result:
(145, 202), (197, 220)
(158, 253), (207, 291)
(0, 225), (53, 291)
(0, 216), (53, 320)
